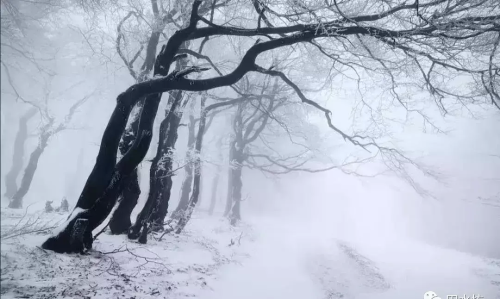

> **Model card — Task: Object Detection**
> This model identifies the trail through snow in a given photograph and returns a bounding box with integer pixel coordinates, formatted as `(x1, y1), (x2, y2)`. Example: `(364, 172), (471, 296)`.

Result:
(198, 212), (500, 299)
(200, 215), (323, 299)
(2, 197), (499, 299)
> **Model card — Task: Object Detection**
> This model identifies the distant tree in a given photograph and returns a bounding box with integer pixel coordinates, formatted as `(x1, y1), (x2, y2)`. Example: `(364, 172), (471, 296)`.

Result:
(3, 107), (37, 199)
(8, 92), (91, 209)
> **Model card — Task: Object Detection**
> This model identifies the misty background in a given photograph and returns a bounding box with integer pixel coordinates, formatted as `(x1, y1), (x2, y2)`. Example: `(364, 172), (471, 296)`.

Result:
(1, 0), (500, 298)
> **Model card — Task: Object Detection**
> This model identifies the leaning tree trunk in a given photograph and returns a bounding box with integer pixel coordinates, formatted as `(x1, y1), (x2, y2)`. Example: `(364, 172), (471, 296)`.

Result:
(108, 101), (144, 234)
(128, 90), (184, 241)
(41, 1), (206, 253)
(171, 111), (196, 219)
(175, 95), (207, 234)
(4, 107), (37, 199)
(41, 91), (163, 253)
(8, 133), (49, 209)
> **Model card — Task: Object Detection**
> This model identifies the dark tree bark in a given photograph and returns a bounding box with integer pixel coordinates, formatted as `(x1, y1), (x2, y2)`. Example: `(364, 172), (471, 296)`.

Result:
(4, 107), (37, 199)
(106, 0), (163, 234)
(42, 91), (163, 253)
(8, 132), (49, 209)
(41, 2), (206, 253)
(171, 110), (196, 220)
(108, 100), (143, 234)
(41, 0), (325, 252)
(108, 170), (140, 234)
(128, 90), (184, 240)
(148, 100), (187, 228)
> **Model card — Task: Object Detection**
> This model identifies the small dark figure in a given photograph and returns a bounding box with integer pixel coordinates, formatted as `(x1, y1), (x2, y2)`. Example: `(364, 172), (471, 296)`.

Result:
(45, 201), (54, 213)
(55, 197), (69, 213)
(59, 198), (69, 212)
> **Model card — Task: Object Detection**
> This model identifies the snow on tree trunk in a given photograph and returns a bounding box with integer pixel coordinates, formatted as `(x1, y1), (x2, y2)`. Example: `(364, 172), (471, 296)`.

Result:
(175, 96), (207, 233)
(41, 92), (162, 253)
(171, 110), (196, 220)
(223, 139), (237, 216)
(228, 154), (244, 225)
(108, 100), (144, 234)
(128, 91), (183, 240)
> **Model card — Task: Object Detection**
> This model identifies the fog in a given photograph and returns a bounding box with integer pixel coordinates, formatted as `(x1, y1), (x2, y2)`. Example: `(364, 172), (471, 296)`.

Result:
(1, 1), (499, 298)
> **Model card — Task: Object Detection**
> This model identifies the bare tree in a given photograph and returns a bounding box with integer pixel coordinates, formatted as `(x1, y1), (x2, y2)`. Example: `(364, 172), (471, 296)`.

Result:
(223, 77), (282, 224)
(170, 99), (198, 220)
(8, 94), (91, 209)
(170, 96), (220, 220)
(4, 107), (37, 199)
(42, 0), (500, 253)
(106, 0), (226, 235)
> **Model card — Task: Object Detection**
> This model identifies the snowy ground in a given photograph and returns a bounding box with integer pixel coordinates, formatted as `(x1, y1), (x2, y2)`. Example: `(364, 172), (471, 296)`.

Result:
(1, 208), (252, 299)
(1, 206), (500, 299)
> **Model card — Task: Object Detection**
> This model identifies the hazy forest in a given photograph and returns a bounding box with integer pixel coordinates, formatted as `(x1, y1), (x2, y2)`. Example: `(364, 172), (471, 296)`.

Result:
(1, 0), (500, 298)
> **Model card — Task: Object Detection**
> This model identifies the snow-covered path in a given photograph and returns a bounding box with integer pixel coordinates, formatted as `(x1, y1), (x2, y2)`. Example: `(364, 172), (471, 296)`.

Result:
(198, 213), (500, 299)
(200, 216), (323, 299)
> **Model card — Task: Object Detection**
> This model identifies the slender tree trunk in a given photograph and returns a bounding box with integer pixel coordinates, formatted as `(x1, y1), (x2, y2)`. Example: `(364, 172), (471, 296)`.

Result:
(208, 170), (220, 215)
(208, 137), (224, 215)
(128, 91), (184, 240)
(8, 134), (48, 209)
(4, 108), (37, 199)
(148, 103), (184, 228)
(197, 168), (204, 207)
(223, 139), (236, 216)
(175, 96), (207, 233)
(228, 154), (243, 225)
(171, 111), (196, 219)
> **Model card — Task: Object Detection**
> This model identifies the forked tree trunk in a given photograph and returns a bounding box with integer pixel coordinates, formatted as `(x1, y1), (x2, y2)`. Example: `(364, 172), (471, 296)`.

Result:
(171, 111), (196, 219)
(108, 171), (140, 234)
(128, 91), (184, 241)
(41, 1), (208, 253)
(108, 100), (143, 234)
(8, 133), (49, 209)
(107, 3), (169, 234)
(41, 91), (163, 253)
(4, 108), (37, 199)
